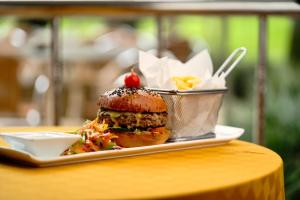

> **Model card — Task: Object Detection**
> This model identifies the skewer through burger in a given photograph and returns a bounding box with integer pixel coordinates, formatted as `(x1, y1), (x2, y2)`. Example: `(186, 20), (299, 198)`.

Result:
(97, 87), (170, 147)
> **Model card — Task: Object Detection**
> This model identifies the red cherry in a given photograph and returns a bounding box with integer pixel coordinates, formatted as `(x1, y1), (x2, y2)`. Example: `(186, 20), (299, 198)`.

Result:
(124, 69), (141, 88)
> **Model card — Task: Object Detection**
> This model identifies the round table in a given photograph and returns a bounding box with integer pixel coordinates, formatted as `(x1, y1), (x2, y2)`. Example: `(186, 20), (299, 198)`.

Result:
(0, 127), (285, 200)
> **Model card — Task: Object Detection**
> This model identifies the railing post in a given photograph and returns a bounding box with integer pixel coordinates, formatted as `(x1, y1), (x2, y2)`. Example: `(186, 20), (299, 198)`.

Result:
(255, 15), (267, 145)
(50, 17), (63, 125)
(156, 15), (164, 57)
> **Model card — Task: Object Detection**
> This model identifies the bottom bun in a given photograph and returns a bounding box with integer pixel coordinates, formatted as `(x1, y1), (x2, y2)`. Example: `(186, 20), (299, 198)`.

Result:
(113, 127), (170, 148)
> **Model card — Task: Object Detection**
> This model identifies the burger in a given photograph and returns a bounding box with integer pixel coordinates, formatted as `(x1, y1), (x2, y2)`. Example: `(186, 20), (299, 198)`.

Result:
(97, 87), (169, 147)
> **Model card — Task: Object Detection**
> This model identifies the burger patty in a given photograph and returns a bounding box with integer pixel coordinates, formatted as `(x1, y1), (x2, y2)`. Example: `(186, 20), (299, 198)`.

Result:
(97, 109), (167, 129)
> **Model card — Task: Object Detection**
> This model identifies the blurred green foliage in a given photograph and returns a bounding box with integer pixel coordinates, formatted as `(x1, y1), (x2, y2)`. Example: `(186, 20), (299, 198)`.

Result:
(61, 17), (106, 39)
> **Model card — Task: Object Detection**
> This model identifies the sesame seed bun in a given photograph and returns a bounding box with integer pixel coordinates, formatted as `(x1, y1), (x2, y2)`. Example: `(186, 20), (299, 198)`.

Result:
(97, 87), (167, 113)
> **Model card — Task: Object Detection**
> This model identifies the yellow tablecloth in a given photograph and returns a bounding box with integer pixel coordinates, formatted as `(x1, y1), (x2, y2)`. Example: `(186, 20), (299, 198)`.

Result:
(0, 127), (284, 200)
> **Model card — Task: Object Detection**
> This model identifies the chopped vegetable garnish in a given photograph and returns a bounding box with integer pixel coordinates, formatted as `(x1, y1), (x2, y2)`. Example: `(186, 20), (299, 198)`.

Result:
(63, 118), (120, 155)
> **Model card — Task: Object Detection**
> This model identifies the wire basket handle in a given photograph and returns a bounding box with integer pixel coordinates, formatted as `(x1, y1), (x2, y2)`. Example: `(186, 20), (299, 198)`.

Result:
(214, 47), (247, 78)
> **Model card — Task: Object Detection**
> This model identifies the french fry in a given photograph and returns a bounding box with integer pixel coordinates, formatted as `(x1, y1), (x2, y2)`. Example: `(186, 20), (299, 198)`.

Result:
(172, 76), (201, 90)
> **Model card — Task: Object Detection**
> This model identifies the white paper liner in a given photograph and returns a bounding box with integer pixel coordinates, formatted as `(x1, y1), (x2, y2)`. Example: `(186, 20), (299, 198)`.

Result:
(139, 49), (226, 90)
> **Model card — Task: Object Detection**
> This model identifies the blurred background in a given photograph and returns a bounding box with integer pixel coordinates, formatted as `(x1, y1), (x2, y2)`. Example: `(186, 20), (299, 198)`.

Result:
(0, 15), (299, 199)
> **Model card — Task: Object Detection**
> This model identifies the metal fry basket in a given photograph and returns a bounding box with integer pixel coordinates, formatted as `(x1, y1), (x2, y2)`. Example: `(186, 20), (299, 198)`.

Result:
(152, 89), (227, 139)
(144, 47), (246, 140)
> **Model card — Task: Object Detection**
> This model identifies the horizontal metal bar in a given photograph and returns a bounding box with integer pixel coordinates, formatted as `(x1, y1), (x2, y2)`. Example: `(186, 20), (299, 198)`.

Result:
(0, 2), (299, 16)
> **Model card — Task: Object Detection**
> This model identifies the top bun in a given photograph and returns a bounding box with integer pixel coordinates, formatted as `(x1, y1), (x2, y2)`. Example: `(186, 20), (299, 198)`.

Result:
(97, 87), (167, 113)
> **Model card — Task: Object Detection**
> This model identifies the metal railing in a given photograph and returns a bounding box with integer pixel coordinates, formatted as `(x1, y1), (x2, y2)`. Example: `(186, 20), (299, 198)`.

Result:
(1, 1), (300, 145)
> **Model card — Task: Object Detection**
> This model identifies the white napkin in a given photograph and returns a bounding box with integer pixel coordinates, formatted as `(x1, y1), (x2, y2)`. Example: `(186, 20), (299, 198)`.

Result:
(139, 50), (226, 90)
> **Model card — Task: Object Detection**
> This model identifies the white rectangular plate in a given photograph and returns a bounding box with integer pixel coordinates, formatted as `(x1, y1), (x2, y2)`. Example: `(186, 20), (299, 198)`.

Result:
(0, 125), (244, 167)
